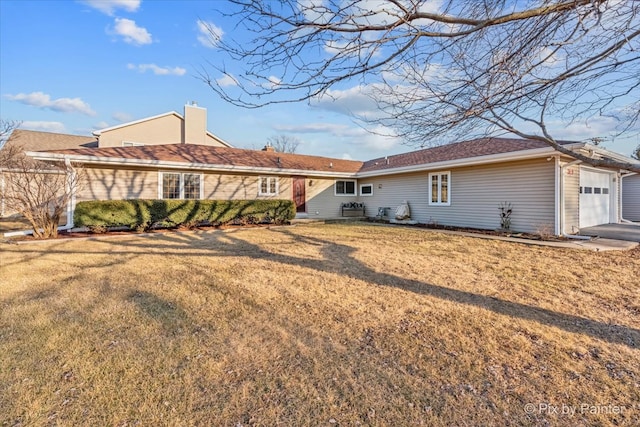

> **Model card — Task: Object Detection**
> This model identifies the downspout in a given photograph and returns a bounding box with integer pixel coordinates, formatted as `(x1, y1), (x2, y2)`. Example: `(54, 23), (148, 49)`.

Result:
(620, 172), (639, 224)
(60, 156), (76, 231)
(559, 159), (592, 240)
(554, 156), (560, 236)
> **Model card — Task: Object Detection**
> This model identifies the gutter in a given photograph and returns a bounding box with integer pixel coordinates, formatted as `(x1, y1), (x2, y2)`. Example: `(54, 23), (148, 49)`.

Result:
(26, 151), (358, 179)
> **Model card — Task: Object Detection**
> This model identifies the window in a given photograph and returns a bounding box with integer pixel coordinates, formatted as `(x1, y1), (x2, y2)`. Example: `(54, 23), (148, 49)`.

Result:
(360, 184), (373, 196)
(258, 177), (279, 195)
(183, 174), (201, 199)
(122, 141), (145, 147)
(429, 172), (450, 206)
(335, 180), (356, 196)
(159, 172), (202, 199)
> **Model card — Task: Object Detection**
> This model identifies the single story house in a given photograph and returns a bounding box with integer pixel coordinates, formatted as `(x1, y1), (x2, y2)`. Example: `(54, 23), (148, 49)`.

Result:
(3, 104), (639, 236)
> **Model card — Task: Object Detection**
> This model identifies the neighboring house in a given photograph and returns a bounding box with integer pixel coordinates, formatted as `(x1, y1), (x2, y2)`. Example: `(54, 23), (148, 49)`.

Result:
(4, 104), (639, 235)
(93, 103), (232, 148)
(622, 174), (640, 221)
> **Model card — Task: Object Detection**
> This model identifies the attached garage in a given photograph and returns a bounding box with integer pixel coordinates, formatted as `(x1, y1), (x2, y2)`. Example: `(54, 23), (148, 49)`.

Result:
(579, 167), (613, 228)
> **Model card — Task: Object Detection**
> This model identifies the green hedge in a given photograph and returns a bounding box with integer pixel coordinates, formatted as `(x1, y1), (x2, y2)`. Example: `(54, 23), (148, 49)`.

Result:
(74, 199), (296, 229)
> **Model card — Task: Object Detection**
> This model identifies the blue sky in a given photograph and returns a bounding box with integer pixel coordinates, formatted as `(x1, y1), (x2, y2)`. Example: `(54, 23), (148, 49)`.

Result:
(1, 0), (637, 159)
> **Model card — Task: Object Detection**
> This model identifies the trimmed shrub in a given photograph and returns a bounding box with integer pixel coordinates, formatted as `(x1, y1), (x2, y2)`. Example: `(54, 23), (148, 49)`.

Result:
(74, 199), (296, 229)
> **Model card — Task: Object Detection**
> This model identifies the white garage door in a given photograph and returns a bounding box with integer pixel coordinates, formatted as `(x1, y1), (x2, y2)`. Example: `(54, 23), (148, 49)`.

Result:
(580, 168), (611, 228)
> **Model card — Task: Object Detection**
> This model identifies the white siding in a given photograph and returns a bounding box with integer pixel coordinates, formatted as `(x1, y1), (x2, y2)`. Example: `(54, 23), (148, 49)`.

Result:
(359, 158), (556, 234)
(622, 174), (640, 221)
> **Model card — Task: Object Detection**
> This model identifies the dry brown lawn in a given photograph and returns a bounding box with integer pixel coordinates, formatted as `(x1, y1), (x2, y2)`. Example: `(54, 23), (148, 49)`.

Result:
(1, 223), (639, 426)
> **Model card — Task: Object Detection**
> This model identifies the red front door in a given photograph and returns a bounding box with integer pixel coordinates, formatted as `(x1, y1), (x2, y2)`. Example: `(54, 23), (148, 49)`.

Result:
(293, 177), (306, 213)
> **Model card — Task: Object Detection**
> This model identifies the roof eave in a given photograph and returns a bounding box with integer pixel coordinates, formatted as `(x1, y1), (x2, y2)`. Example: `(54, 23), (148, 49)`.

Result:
(26, 152), (357, 178)
(92, 111), (182, 136)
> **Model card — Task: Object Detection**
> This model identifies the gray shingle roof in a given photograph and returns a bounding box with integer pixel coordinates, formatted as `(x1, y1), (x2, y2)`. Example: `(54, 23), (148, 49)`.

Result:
(360, 138), (579, 173)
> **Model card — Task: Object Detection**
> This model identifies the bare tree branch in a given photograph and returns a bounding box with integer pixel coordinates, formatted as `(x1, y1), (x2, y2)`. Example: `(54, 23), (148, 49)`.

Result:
(202, 0), (640, 171)
(0, 119), (21, 148)
(266, 135), (301, 153)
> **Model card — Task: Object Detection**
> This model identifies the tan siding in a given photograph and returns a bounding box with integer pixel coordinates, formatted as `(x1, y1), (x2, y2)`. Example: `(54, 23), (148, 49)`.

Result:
(622, 174), (640, 221)
(562, 162), (580, 234)
(359, 158), (556, 234)
(203, 174), (292, 200)
(78, 167), (158, 201)
(99, 115), (184, 147)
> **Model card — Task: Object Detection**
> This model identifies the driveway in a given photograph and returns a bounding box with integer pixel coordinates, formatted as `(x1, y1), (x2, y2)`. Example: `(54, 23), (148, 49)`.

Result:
(579, 223), (640, 242)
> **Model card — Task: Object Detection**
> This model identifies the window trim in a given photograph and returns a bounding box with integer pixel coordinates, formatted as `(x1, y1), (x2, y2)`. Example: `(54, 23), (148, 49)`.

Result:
(258, 176), (279, 196)
(360, 183), (374, 196)
(334, 179), (357, 196)
(158, 171), (203, 200)
(428, 171), (451, 206)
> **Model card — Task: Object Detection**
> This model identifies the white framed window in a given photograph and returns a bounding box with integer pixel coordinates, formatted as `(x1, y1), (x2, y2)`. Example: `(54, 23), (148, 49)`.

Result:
(335, 180), (356, 196)
(159, 172), (203, 200)
(360, 183), (373, 196)
(259, 176), (279, 196)
(429, 171), (450, 206)
(122, 141), (145, 147)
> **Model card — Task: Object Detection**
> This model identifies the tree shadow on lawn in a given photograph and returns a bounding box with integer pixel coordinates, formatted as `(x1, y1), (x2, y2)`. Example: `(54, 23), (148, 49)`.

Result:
(2, 227), (638, 349)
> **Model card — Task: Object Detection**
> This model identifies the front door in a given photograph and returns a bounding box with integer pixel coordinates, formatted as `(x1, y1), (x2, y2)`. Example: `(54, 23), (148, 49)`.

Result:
(292, 176), (306, 213)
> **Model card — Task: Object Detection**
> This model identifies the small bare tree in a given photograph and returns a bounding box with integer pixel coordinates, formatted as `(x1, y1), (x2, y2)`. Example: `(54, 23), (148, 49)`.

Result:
(202, 0), (640, 172)
(266, 135), (300, 153)
(1, 144), (83, 239)
(0, 119), (20, 148)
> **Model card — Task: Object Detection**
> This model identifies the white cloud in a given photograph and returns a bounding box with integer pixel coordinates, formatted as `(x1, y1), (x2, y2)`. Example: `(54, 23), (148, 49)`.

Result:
(311, 85), (382, 118)
(274, 121), (400, 152)
(81, 0), (140, 16)
(20, 121), (66, 133)
(94, 121), (110, 129)
(197, 20), (223, 48)
(127, 63), (186, 76)
(112, 111), (132, 122)
(542, 116), (622, 141)
(112, 18), (152, 45)
(5, 92), (96, 116)
(216, 74), (238, 87)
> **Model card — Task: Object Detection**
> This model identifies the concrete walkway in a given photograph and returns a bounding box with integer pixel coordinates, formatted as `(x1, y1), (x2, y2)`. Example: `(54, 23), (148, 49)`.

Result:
(400, 227), (638, 252)
(579, 223), (640, 243)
